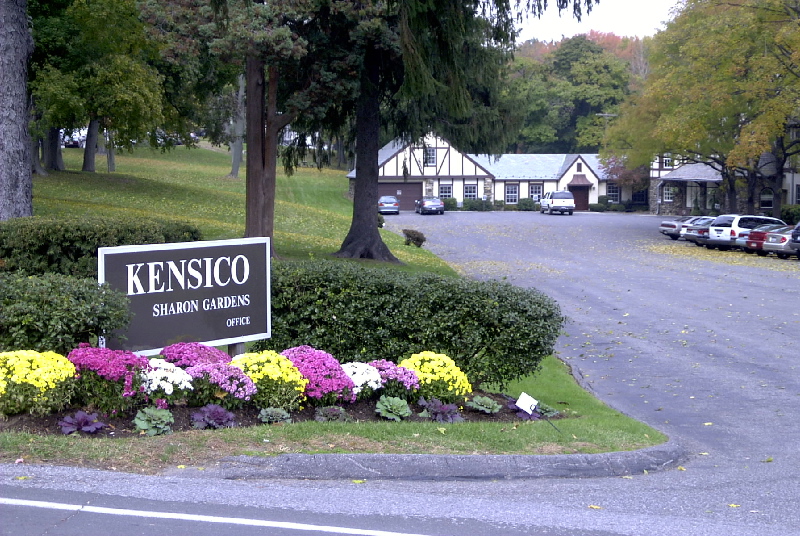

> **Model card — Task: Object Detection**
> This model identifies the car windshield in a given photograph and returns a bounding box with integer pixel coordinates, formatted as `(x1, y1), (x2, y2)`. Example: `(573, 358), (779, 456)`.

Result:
(553, 192), (574, 199)
(711, 216), (735, 227)
(379, 197), (397, 203)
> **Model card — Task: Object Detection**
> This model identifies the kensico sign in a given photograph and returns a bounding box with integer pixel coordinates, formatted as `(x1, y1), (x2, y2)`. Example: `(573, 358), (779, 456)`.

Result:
(98, 238), (270, 354)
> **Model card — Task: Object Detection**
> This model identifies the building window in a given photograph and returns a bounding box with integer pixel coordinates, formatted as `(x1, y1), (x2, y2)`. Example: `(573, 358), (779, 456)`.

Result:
(795, 184), (800, 204)
(423, 147), (436, 167)
(505, 184), (519, 204)
(529, 183), (543, 200)
(632, 189), (648, 204)
(662, 154), (673, 168)
(607, 183), (620, 203)
(439, 184), (453, 199)
(576, 162), (583, 172)
(464, 184), (478, 199)
(663, 184), (675, 202)
(760, 188), (774, 210)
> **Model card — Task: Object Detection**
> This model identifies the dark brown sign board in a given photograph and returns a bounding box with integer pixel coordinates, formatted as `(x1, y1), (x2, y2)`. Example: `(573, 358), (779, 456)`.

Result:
(98, 238), (270, 355)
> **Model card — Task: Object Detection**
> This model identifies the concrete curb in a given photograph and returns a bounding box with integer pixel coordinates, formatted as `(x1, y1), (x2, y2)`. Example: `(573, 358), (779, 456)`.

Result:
(162, 439), (690, 481)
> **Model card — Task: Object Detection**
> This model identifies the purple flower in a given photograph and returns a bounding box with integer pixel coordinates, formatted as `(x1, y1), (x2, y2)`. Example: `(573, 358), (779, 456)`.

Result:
(281, 345), (355, 403)
(186, 362), (257, 401)
(159, 342), (231, 368)
(67, 344), (150, 396)
(368, 359), (420, 390)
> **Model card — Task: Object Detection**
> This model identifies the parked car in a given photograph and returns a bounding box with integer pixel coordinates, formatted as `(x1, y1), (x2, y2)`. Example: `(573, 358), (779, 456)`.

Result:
(763, 226), (796, 259)
(659, 216), (695, 240)
(683, 218), (714, 246)
(705, 214), (786, 250)
(415, 196), (445, 215)
(540, 190), (575, 215)
(745, 224), (790, 255)
(61, 128), (87, 148)
(378, 195), (400, 215)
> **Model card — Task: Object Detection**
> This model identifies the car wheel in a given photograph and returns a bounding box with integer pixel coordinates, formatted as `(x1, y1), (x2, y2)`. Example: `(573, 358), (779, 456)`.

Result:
(778, 253), (789, 259)
(568, 211), (573, 215)
(718, 246), (730, 251)
(706, 245), (716, 250)
(669, 235), (679, 240)
(548, 208), (553, 215)
(756, 250), (768, 256)
(694, 242), (704, 247)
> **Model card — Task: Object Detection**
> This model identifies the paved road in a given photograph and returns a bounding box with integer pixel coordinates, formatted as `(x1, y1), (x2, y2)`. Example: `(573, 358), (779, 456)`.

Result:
(3, 210), (799, 535)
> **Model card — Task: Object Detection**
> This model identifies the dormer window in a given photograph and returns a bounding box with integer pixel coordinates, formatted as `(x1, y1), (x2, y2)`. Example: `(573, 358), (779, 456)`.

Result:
(576, 162), (583, 172)
(663, 154), (673, 168)
(423, 147), (436, 167)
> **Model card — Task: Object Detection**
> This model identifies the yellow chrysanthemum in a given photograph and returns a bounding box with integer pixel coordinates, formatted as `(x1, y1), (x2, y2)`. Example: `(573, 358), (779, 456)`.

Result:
(0, 350), (76, 416)
(231, 351), (307, 410)
(399, 351), (472, 403)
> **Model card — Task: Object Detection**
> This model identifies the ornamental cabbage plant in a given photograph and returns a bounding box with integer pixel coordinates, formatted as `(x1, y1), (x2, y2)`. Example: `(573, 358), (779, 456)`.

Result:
(159, 342), (231, 367)
(140, 358), (193, 406)
(67, 344), (149, 413)
(398, 351), (472, 403)
(340, 362), (382, 400)
(231, 351), (308, 411)
(0, 350), (76, 417)
(185, 362), (256, 409)
(281, 345), (355, 405)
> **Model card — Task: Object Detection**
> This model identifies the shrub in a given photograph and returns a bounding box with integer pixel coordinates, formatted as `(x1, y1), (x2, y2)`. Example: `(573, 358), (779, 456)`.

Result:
(461, 199), (493, 211)
(0, 350), (76, 417)
(588, 203), (607, 212)
(133, 407), (174, 436)
(597, 195), (610, 206)
(253, 260), (563, 389)
(398, 351), (472, 403)
(0, 215), (202, 277)
(230, 351), (307, 411)
(781, 204), (800, 225)
(609, 203), (626, 212)
(493, 200), (506, 211)
(375, 395), (412, 421)
(185, 362), (256, 409)
(314, 406), (352, 422)
(159, 342), (231, 368)
(67, 344), (149, 414)
(367, 359), (420, 400)
(340, 362), (382, 400)
(442, 198), (458, 211)
(191, 404), (237, 429)
(377, 214), (385, 228)
(517, 198), (536, 211)
(0, 273), (130, 355)
(402, 229), (426, 247)
(58, 411), (107, 434)
(281, 345), (355, 405)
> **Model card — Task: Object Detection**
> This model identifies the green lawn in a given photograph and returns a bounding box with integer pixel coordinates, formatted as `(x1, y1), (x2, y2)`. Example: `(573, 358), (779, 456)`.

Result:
(0, 145), (667, 472)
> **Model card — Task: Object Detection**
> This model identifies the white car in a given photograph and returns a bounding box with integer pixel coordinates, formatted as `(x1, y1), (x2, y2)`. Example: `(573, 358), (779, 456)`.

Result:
(705, 214), (785, 250)
(540, 191), (575, 215)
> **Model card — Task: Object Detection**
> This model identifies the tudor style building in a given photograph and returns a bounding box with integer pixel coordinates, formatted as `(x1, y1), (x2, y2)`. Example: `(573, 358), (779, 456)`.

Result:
(348, 134), (637, 210)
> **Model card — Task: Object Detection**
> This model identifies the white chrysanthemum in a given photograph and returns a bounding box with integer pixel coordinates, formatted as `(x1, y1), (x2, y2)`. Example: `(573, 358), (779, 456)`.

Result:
(141, 358), (193, 395)
(341, 362), (382, 396)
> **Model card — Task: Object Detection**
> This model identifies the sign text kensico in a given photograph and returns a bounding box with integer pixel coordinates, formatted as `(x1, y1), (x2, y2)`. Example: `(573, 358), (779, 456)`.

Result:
(98, 238), (270, 354)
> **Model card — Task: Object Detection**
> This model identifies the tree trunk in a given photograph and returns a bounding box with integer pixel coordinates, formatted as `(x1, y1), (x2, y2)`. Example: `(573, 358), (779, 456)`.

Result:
(31, 138), (47, 176)
(229, 74), (245, 179)
(106, 131), (116, 172)
(82, 119), (100, 172)
(0, 0), (34, 220)
(245, 54), (267, 238)
(333, 49), (399, 263)
(43, 127), (64, 170)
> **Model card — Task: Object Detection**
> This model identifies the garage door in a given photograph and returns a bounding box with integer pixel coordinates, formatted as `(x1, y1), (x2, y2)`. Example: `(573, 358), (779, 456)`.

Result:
(378, 183), (422, 211)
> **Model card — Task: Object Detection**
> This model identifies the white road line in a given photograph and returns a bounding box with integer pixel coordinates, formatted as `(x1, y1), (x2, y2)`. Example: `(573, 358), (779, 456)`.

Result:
(0, 497), (433, 536)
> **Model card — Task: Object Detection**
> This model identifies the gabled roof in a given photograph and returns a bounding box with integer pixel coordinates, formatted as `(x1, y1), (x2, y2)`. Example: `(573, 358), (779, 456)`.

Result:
(661, 163), (722, 182)
(468, 153), (606, 181)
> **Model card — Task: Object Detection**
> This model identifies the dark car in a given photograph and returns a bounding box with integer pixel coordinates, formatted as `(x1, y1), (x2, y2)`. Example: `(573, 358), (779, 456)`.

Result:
(378, 195), (400, 215)
(789, 221), (800, 255)
(415, 196), (445, 215)
(745, 224), (791, 255)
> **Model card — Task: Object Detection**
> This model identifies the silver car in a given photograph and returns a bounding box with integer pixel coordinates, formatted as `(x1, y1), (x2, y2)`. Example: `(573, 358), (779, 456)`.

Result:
(378, 195), (400, 215)
(415, 197), (445, 215)
(762, 226), (796, 259)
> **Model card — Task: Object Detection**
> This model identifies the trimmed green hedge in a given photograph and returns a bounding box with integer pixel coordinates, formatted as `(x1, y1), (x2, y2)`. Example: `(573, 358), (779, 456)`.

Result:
(0, 216), (202, 277)
(253, 261), (564, 389)
(781, 204), (800, 225)
(0, 273), (130, 355)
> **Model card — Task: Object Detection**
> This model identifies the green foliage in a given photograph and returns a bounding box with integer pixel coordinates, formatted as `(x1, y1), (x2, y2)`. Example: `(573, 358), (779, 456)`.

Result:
(417, 396), (464, 423)
(0, 215), (201, 277)
(781, 205), (800, 225)
(443, 198), (458, 211)
(461, 199), (493, 211)
(493, 200), (506, 211)
(133, 407), (174, 436)
(0, 273), (130, 355)
(597, 195), (610, 206)
(377, 214), (385, 228)
(258, 407), (292, 424)
(588, 203), (607, 212)
(374, 395), (412, 421)
(402, 229), (427, 247)
(516, 198), (536, 211)
(254, 260), (563, 389)
(314, 406), (352, 423)
(465, 395), (502, 414)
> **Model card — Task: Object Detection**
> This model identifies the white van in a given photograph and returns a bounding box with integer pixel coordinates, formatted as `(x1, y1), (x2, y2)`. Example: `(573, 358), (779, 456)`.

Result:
(540, 190), (575, 215)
